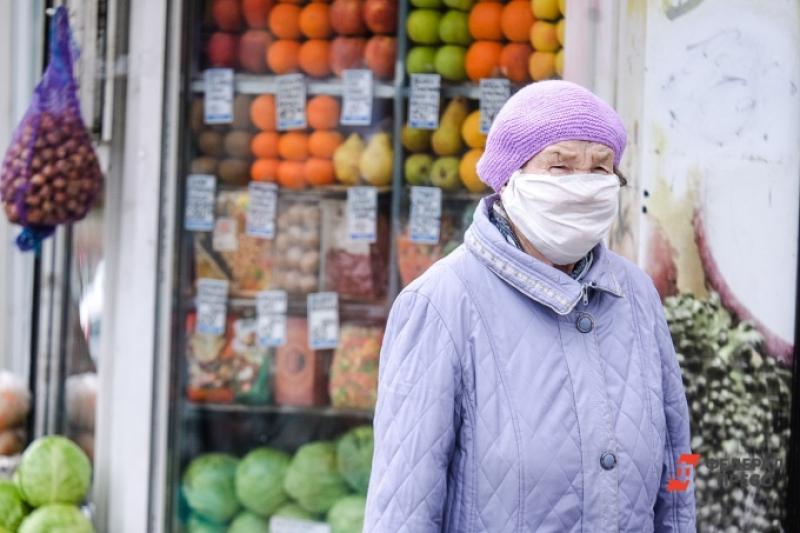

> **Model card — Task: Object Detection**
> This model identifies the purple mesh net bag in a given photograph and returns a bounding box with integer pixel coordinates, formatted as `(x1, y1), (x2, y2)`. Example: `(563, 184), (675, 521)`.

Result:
(0, 7), (102, 251)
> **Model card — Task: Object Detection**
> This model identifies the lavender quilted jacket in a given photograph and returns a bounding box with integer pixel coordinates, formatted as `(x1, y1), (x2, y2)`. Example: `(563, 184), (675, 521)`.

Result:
(364, 197), (696, 532)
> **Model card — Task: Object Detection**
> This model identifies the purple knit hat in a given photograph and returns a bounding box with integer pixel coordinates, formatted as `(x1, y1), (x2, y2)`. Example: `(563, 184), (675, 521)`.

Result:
(477, 80), (627, 192)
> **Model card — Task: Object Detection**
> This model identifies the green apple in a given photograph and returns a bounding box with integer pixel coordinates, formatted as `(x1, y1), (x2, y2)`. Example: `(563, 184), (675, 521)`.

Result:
(407, 9), (442, 45)
(402, 125), (433, 153)
(411, 0), (443, 7)
(435, 45), (467, 81)
(405, 154), (434, 186)
(439, 10), (471, 45)
(406, 46), (437, 74)
(443, 0), (473, 12)
(430, 156), (462, 191)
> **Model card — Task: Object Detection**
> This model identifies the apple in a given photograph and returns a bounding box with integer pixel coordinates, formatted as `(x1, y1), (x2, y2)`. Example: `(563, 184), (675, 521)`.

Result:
(439, 10), (470, 45)
(430, 156), (462, 191)
(364, 36), (397, 80)
(207, 32), (239, 68)
(330, 0), (368, 35)
(363, 0), (398, 34)
(407, 9), (442, 45)
(242, 0), (273, 29)
(239, 30), (271, 73)
(435, 45), (467, 81)
(330, 37), (367, 76)
(406, 46), (437, 74)
(212, 0), (242, 31)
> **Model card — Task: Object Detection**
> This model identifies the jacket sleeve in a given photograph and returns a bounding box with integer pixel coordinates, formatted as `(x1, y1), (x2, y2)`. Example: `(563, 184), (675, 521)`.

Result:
(652, 297), (697, 532)
(364, 290), (461, 533)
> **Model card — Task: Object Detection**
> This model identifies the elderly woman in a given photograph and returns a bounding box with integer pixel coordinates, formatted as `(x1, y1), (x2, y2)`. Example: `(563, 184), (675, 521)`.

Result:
(364, 81), (696, 532)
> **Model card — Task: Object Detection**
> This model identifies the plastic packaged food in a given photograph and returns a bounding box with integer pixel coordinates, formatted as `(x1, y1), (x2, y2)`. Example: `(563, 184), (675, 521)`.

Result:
(329, 324), (383, 410)
(275, 317), (330, 407)
(272, 200), (322, 295)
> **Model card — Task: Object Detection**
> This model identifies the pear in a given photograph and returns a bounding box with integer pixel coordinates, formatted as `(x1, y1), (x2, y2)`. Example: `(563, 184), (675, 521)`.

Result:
(359, 132), (394, 187)
(430, 156), (462, 191)
(333, 133), (365, 185)
(402, 124), (433, 153)
(432, 97), (469, 156)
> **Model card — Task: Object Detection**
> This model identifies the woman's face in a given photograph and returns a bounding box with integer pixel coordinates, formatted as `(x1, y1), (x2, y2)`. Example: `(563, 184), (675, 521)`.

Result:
(521, 140), (614, 176)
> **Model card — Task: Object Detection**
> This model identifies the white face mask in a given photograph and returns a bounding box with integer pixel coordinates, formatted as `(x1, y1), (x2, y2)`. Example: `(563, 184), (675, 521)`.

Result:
(500, 171), (620, 265)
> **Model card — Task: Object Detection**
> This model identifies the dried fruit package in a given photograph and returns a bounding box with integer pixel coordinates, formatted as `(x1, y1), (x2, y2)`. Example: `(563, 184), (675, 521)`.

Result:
(0, 7), (102, 249)
(329, 324), (383, 410)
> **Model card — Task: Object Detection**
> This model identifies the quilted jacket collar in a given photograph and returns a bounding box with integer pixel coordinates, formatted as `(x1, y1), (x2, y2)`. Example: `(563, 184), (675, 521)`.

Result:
(465, 195), (624, 315)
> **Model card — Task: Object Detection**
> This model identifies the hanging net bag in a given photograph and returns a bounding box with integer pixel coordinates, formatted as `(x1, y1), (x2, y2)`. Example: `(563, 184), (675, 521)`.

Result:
(0, 6), (103, 251)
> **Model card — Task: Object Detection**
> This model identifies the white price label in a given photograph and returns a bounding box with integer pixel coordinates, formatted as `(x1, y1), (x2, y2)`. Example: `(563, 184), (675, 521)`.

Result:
(479, 78), (511, 134)
(196, 278), (229, 335)
(204, 69), (234, 124)
(347, 186), (378, 242)
(341, 69), (373, 126)
(212, 216), (238, 252)
(256, 290), (288, 347)
(410, 186), (442, 244)
(270, 517), (331, 533)
(246, 182), (278, 239)
(408, 74), (441, 130)
(276, 73), (307, 130)
(307, 292), (339, 350)
(184, 174), (216, 232)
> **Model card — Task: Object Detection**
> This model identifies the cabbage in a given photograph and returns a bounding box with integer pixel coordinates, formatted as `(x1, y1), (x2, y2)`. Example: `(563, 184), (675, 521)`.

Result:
(182, 453), (240, 523)
(0, 479), (28, 531)
(18, 504), (94, 533)
(336, 426), (374, 494)
(235, 448), (290, 517)
(326, 496), (366, 533)
(283, 442), (350, 514)
(272, 503), (314, 521)
(16, 436), (91, 506)
(186, 513), (227, 533)
(228, 511), (268, 533)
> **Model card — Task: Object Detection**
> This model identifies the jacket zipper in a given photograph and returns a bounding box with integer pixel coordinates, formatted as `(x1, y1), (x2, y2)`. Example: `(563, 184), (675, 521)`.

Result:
(580, 281), (598, 306)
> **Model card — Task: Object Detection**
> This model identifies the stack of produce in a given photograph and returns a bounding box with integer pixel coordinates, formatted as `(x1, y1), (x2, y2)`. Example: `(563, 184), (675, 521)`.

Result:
(405, 0), (472, 81)
(332, 130), (394, 187)
(663, 292), (792, 532)
(182, 425), (373, 533)
(0, 372), (30, 458)
(464, 0), (534, 83)
(0, 436), (94, 532)
(529, 0), (565, 79)
(329, 325), (384, 410)
(272, 200), (321, 294)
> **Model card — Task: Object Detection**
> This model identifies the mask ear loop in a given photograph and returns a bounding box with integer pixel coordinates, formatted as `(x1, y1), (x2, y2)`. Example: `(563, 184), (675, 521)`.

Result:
(614, 166), (629, 187)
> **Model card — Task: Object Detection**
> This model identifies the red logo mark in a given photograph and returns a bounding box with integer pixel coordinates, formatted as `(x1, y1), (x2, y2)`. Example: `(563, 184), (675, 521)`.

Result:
(666, 453), (700, 493)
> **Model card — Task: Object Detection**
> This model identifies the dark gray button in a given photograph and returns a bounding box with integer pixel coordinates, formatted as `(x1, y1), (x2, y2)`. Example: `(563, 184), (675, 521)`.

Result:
(600, 451), (617, 470)
(576, 313), (594, 333)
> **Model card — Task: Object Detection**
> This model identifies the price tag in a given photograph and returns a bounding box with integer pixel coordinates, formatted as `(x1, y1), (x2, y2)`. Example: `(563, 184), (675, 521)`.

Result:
(246, 182), (278, 239)
(408, 74), (441, 130)
(307, 292), (339, 350)
(196, 279), (229, 335)
(270, 517), (331, 533)
(340, 69), (373, 126)
(276, 73), (307, 130)
(479, 78), (511, 134)
(256, 290), (288, 347)
(410, 186), (442, 244)
(184, 174), (216, 232)
(347, 186), (378, 242)
(212, 216), (238, 252)
(204, 68), (234, 124)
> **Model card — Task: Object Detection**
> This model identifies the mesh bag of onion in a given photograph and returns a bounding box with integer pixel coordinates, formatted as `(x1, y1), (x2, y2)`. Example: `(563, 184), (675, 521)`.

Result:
(0, 7), (102, 250)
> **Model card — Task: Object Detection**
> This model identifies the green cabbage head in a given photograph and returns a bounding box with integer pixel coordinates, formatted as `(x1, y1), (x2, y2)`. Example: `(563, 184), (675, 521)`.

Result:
(16, 436), (92, 506)
(18, 504), (94, 533)
(336, 426), (374, 494)
(283, 441), (350, 514)
(182, 453), (240, 523)
(235, 448), (291, 517)
(0, 479), (28, 531)
(327, 495), (366, 533)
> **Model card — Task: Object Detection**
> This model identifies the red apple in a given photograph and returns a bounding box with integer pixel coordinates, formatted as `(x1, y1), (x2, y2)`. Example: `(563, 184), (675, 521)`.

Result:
(212, 0), (242, 31)
(239, 30), (272, 73)
(363, 0), (397, 35)
(242, 0), (273, 29)
(330, 0), (367, 36)
(208, 32), (239, 68)
(330, 37), (367, 76)
(364, 35), (396, 80)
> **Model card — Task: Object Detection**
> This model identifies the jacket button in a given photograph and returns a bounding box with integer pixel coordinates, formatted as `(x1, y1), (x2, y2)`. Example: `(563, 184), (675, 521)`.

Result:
(600, 452), (617, 470)
(575, 313), (594, 333)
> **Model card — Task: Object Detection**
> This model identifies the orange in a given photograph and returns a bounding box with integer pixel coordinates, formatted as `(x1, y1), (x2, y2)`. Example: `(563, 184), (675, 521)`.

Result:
(299, 40), (332, 78)
(251, 158), (280, 181)
(465, 41), (502, 81)
(499, 43), (532, 83)
(529, 20), (560, 52)
(267, 40), (301, 74)
(304, 158), (336, 186)
(308, 130), (344, 158)
(528, 51), (556, 81)
(306, 95), (340, 130)
(278, 132), (309, 161)
(501, 1), (535, 42)
(468, 3), (503, 41)
(250, 95), (276, 131)
(251, 131), (280, 158)
(268, 4), (301, 39)
(277, 161), (307, 189)
(299, 3), (332, 39)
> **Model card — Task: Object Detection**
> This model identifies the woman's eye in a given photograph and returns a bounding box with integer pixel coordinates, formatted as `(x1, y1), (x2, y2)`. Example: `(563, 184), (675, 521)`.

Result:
(549, 165), (568, 173)
(594, 167), (611, 174)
